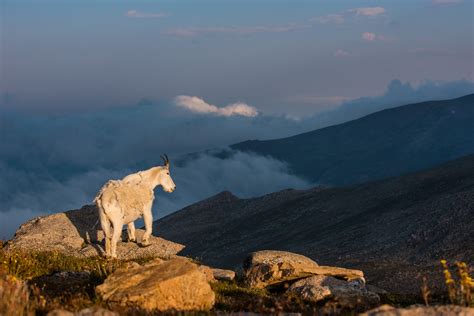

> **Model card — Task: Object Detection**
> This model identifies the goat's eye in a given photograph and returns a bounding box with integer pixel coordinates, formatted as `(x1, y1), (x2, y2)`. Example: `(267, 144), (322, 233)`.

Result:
(167, 172), (170, 175)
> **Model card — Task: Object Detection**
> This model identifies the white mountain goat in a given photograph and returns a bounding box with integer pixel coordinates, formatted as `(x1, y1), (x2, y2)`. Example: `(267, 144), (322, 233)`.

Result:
(94, 155), (176, 258)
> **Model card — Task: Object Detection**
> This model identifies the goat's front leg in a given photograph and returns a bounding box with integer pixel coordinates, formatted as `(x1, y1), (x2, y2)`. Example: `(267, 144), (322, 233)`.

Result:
(141, 204), (153, 247)
(127, 222), (136, 243)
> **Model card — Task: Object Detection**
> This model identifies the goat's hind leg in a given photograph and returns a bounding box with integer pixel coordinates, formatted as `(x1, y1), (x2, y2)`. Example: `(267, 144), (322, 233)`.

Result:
(110, 216), (124, 259)
(99, 209), (112, 257)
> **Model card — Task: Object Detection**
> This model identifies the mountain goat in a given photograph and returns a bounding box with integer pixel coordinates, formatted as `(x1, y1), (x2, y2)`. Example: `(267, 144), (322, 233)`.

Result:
(94, 155), (176, 258)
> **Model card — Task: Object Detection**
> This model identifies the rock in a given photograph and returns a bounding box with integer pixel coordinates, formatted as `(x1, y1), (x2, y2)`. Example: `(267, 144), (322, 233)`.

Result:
(212, 268), (236, 281)
(96, 257), (215, 311)
(47, 310), (74, 316)
(198, 265), (216, 282)
(47, 307), (118, 316)
(366, 284), (389, 295)
(5, 205), (184, 260)
(243, 250), (363, 288)
(362, 304), (474, 316)
(287, 275), (380, 311)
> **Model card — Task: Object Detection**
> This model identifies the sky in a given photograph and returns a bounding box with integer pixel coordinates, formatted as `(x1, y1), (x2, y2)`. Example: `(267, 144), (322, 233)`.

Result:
(1, 0), (473, 116)
(0, 0), (473, 238)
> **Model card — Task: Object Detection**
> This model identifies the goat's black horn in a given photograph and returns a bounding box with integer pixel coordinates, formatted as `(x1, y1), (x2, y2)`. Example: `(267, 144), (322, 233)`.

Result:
(161, 155), (168, 166)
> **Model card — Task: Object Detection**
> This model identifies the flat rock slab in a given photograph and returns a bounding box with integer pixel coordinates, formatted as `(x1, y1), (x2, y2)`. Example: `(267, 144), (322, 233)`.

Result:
(96, 257), (215, 312)
(5, 205), (184, 260)
(243, 250), (363, 289)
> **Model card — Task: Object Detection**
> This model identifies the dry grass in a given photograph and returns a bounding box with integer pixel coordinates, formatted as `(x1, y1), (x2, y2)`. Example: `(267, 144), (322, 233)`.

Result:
(0, 268), (36, 316)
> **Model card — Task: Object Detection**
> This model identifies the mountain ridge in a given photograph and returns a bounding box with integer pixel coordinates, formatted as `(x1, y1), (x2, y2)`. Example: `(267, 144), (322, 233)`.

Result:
(231, 94), (474, 185)
(155, 153), (474, 294)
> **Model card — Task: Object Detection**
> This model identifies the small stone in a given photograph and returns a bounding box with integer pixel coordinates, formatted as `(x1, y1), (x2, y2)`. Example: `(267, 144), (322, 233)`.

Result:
(212, 268), (236, 281)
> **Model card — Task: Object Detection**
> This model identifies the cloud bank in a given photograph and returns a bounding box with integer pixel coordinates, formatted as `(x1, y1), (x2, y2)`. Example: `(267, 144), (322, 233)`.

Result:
(174, 96), (258, 117)
(1, 79), (472, 238)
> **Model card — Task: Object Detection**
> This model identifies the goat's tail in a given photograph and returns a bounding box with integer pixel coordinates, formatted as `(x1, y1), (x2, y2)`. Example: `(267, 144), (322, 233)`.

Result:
(93, 180), (119, 205)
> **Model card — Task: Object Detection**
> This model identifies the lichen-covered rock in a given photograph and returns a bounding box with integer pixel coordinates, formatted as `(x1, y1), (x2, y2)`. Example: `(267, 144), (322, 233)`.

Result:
(5, 205), (184, 260)
(287, 275), (380, 311)
(362, 304), (474, 316)
(96, 257), (215, 312)
(243, 250), (363, 288)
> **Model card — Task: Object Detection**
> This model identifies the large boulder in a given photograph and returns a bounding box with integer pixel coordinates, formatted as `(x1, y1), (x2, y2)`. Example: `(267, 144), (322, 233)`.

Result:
(96, 257), (215, 312)
(287, 275), (380, 311)
(243, 250), (364, 288)
(5, 205), (184, 260)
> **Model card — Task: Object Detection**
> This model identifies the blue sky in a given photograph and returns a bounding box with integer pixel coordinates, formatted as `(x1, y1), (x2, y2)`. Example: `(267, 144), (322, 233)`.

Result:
(1, 0), (472, 116)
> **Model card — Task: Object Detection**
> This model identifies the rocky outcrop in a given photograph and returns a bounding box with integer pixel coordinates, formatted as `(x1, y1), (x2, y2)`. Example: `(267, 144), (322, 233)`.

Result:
(362, 304), (474, 316)
(243, 250), (364, 288)
(96, 257), (215, 312)
(287, 275), (379, 310)
(241, 250), (378, 311)
(5, 205), (184, 260)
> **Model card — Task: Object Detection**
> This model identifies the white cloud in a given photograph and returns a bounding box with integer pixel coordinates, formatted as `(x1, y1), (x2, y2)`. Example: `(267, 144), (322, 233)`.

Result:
(432, 0), (462, 4)
(310, 6), (386, 25)
(125, 10), (169, 18)
(362, 32), (384, 42)
(311, 14), (345, 24)
(174, 96), (258, 117)
(349, 7), (386, 16)
(334, 49), (350, 57)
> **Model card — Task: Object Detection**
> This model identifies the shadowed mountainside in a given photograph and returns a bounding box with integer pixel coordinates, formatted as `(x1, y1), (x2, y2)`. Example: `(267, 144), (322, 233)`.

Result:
(231, 94), (474, 185)
(155, 154), (474, 294)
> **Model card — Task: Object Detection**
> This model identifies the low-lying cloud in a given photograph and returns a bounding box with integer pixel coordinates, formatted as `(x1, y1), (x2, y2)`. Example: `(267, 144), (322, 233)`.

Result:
(0, 150), (311, 239)
(1, 79), (472, 239)
(175, 96), (258, 117)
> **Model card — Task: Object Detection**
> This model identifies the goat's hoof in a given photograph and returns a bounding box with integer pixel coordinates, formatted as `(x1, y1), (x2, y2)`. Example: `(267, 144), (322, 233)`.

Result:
(127, 238), (137, 243)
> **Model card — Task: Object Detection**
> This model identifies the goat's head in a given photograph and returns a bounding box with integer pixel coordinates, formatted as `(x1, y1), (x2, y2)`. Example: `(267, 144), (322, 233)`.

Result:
(159, 154), (176, 193)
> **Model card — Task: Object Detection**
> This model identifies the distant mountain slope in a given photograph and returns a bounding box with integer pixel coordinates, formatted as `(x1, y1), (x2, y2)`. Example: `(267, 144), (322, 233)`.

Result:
(155, 155), (474, 294)
(232, 94), (474, 185)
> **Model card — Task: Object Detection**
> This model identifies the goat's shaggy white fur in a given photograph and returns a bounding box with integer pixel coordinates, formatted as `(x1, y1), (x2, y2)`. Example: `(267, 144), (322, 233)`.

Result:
(94, 157), (175, 258)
